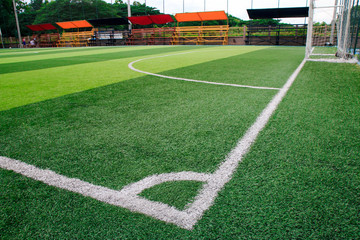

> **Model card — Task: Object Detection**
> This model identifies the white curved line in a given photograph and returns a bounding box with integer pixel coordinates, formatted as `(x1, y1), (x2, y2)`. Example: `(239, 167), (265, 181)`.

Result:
(128, 52), (281, 91)
(119, 171), (212, 195)
(0, 58), (307, 230)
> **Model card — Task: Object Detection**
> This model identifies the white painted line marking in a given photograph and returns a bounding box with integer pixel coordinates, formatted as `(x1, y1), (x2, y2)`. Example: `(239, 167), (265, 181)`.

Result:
(0, 51), (39, 55)
(0, 57), (307, 230)
(128, 52), (281, 91)
(307, 58), (358, 63)
(310, 53), (335, 56)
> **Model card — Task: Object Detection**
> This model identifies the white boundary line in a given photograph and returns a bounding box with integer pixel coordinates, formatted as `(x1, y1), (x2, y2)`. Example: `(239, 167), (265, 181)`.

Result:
(0, 55), (307, 230)
(307, 58), (358, 63)
(128, 52), (281, 91)
(0, 51), (39, 55)
(309, 47), (358, 64)
(310, 53), (335, 56)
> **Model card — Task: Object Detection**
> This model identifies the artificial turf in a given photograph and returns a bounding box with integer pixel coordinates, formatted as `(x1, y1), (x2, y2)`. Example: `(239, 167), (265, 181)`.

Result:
(1, 46), (283, 189)
(311, 46), (338, 54)
(0, 46), (269, 111)
(1, 46), (359, 239)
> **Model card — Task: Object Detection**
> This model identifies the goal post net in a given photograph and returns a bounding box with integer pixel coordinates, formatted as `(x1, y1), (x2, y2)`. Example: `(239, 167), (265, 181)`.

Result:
(306, 0), (360, 62)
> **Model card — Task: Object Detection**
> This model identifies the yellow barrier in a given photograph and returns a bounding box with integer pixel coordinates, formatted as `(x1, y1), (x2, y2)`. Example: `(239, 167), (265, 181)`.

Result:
(171, 25), (229, 45)
(57, 30), (94, 47)
(126, 27), (176, 45)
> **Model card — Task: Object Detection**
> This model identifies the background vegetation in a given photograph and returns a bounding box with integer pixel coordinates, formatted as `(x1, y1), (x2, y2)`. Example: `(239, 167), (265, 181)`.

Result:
(0, 0), (288, 37)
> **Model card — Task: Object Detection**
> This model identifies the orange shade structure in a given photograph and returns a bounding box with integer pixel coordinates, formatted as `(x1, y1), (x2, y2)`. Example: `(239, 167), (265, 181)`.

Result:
(175, 12), (202, 22)
(175, 11), (228, 22)
(56, 20), (93, 29)
(198, 11), (228, 21)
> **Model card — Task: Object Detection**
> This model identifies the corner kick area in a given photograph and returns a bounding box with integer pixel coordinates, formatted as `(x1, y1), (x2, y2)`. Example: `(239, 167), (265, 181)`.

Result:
(1, 46), (359, 238)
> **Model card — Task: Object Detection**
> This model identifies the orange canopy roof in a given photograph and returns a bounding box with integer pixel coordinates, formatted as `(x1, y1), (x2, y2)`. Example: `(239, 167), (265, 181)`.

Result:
(175, 12), (202, 22)
(56, 20), (93, 29)
(198, 11), (228, 21)
(175, 11), (228, 22)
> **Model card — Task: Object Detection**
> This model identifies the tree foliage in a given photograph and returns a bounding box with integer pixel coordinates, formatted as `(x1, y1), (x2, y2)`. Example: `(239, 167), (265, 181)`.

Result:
(34, 0), (117, 24)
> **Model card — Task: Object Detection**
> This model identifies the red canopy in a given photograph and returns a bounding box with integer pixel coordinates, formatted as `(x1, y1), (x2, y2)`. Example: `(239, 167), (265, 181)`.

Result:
(26, 23), (57, 31)
(128, 16), (153, 25)
(128, 14), (174, 25)
(149, 15), (174, 24)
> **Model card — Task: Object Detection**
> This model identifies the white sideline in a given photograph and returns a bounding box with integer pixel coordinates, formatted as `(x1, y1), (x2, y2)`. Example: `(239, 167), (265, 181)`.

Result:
(128, 52), (281, 91)
(309, 47), (358, 64)
(310, 53), (335, 56)
(0, 57), (307, 230)
(307, 58), (358, 64)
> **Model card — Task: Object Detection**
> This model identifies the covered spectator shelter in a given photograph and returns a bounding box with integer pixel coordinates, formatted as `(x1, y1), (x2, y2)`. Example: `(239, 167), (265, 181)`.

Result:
(174, 11), (228, 25)
(26, 23), (59, 47)
(87, 18), (130, 46)
(247, 7), (309, 19)
(246, 7), (309, 46)
(26, 23), (57, 32)
(88, 17), (129, 26)
(56, 20), (93, 29)
(126, 15), (175, 45)
(55, 20), (93, 47)
(172, 11), (229, 45)
(127, 14), (174, 25)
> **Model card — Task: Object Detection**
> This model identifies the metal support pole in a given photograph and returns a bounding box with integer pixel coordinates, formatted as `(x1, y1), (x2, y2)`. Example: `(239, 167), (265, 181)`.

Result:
(350, 0), (358, 51)
(204, 0), (205, 11)
(183, 0), (184, 13)
(306, 0), (314, 58)
(330, 0), (338, 44)
(342, 0), (353, 58)
(127, 0), (132, 32)
(353, 0), (360, 54)
(337, 0), (345, 50)
(0, 28), (4, 48)
(227, 0), (229, 15)
(304, 0), (309, 24)
(12, 0), (22, 48)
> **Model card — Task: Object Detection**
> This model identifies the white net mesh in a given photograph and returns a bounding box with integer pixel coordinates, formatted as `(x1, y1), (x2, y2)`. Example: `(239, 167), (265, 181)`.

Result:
(337, 0), (352, 58)
(307, 0), (359, 62)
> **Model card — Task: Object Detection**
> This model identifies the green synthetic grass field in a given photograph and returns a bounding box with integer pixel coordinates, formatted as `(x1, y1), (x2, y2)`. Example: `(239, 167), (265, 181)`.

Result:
(0, 46), (359, 239)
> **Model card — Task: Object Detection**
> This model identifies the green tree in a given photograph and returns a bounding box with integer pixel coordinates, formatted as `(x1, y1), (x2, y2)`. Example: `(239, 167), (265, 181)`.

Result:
(34, 0), (118, 24)
(19, 0), (47, 36)
(0, 0), (13, 37)
(0, 0), (29, 37)
(247, 18), (282, 26)
(112, 1), (160, 17)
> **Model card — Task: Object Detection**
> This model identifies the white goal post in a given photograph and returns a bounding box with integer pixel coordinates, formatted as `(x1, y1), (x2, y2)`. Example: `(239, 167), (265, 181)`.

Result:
(306, 0), (357, 60)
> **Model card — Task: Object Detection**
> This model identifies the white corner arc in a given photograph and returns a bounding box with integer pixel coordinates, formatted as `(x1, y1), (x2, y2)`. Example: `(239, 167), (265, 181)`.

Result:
(0, 55), (307, 230)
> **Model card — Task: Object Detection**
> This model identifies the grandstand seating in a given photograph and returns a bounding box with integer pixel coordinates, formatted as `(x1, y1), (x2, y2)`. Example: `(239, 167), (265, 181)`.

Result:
(93, 30), (130, 46)
(39, 33), (60, 47)
(171, 25), (229, 45)
(57, 30), (94, 47)
(126, 27), (176, 45)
